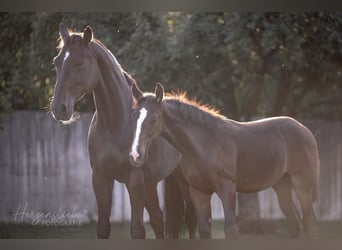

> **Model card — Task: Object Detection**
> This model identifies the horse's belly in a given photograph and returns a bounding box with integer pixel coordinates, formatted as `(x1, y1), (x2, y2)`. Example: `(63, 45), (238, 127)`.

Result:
(236, 176), (280, 193)
(236, 156), (286, 193)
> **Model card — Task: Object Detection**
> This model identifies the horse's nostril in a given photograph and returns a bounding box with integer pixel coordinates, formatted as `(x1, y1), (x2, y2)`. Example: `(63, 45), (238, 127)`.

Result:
(60, 104), (67, 113)
(129, 152), (142, 166)
(129, 154), (134, 162)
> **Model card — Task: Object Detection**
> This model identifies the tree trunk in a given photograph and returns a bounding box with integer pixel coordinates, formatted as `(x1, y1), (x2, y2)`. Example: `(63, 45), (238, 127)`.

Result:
(269, 65), (291, 116)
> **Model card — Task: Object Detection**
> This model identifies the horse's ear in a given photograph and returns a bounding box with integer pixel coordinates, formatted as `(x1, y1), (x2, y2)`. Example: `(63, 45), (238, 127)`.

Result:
(155, 83), (164, 103)
(132, 82), (143, 100)
(83, 26), (93, 45)
(59, 23), (70, 42)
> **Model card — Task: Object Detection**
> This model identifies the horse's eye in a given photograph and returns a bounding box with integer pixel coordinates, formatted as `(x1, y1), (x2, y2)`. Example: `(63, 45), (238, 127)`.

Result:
(76, 61), (84, 67)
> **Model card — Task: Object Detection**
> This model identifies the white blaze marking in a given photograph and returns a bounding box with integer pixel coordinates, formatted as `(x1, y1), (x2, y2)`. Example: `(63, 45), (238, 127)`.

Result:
(63, 51), (70, 62)
(130, 107), (148, 162)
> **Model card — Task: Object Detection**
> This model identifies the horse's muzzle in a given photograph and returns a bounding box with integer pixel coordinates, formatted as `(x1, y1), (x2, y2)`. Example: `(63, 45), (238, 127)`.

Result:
(129, 153), (143, 168)
(51, 103), (72, 121)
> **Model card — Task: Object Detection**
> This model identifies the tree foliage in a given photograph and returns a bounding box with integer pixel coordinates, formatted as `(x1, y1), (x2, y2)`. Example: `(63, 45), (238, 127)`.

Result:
(1, 12), (341, 120)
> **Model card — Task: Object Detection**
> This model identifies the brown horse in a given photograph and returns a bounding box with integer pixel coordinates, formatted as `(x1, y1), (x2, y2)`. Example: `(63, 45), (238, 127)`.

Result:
(50, 24), (196, 239)
(129, 82), (320, 239)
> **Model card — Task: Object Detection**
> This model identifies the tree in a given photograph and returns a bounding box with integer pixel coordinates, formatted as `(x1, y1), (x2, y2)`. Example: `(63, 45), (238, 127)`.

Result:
(2, 12), (340, 119)
(0, 13), (34, 115)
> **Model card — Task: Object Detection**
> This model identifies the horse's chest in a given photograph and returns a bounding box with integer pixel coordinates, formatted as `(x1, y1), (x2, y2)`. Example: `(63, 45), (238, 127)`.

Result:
(88, 139), (130, 182)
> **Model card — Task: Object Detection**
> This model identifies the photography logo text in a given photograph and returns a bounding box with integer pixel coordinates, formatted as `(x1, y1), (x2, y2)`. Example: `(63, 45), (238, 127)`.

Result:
(12, 203), (86, 226)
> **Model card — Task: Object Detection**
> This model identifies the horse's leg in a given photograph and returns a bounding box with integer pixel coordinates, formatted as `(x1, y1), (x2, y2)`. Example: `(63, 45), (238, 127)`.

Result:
(176, 177), (197, 239)
(216, 180), (239, 239)
(272, 174), (301, 238)
(126, 167), (146, 239)
(189, 186), (212, 239)
(184, 192), (197, 239)
(92, 171), (114, 238)
(144, 181), (164, 239)
(291, 175), (318, 239)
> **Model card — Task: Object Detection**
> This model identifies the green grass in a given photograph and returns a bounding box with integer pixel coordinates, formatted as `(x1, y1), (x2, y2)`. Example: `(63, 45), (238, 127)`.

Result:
(1, 220), (342, 239)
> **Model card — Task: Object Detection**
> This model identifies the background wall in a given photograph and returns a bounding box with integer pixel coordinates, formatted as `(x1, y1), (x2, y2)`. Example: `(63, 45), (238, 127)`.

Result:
(0, 111), (341, 223)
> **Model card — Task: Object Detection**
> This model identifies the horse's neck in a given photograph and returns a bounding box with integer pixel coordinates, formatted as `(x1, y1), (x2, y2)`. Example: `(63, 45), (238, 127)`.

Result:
(92, 44), (132, 132)
(162, 103), (201, 156)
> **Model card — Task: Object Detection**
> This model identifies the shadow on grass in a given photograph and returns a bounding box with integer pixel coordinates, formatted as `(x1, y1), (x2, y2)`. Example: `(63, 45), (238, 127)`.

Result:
(1, 220), (342, 239)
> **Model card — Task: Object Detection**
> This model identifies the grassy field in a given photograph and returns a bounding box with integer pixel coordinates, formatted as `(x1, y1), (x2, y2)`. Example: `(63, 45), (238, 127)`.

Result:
(1, 220), (342, 239)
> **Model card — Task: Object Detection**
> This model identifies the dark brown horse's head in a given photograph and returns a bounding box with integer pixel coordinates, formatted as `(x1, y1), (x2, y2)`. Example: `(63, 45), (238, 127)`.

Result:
(51, 23), (100, 123)
(129, 83), (165, 167)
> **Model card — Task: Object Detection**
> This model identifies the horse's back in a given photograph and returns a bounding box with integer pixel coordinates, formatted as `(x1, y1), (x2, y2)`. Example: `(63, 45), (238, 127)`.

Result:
(242, 116), (316, 149)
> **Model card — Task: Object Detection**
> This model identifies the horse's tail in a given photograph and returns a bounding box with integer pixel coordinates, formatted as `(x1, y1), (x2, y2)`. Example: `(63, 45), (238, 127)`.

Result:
(164, 174), (185, 238)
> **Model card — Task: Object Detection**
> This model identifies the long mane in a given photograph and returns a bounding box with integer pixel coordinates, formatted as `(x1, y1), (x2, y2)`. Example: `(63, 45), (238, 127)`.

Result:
(164, 92), (228, 129)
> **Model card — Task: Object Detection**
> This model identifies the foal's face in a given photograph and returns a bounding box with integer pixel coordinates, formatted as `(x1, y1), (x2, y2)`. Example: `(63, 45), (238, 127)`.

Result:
(129, 84), (165, 167)
(51, 24), (100, 122)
